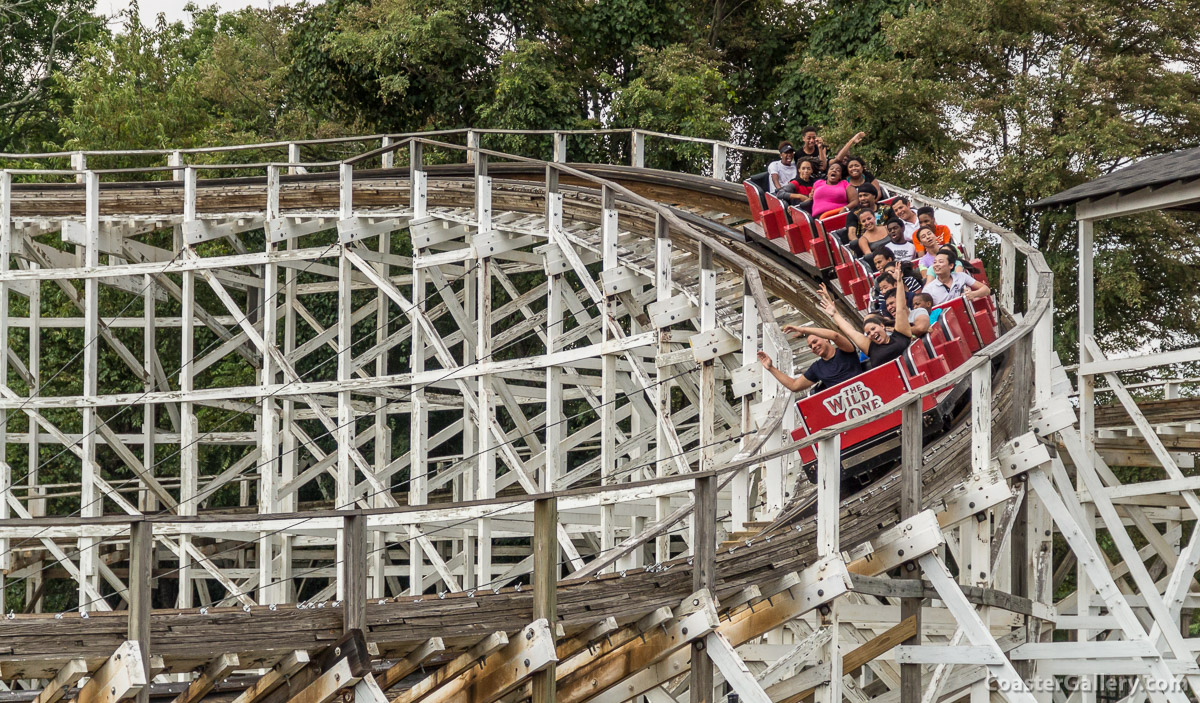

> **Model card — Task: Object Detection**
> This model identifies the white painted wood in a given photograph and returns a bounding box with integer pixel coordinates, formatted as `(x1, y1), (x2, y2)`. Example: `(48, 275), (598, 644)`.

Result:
(1075, 179), (1200, 221)
(705, 631), (771, 703)
(919, 554), (1037, 703)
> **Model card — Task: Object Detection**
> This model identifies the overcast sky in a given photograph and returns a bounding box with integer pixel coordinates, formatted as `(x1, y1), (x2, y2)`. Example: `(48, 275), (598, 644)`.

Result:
(99, 0), (300, 25)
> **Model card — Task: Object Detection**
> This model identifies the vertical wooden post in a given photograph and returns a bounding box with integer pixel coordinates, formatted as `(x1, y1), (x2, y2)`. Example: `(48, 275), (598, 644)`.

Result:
(475, 151), (494, 588)
(70, 152), (86, 183)
(900, 400), (922, 703)
(999, 238), (1015, 313)
(653, 213), (673, 564)
(552, 133), (567, 164)
(168, 151), (183, 181)
(599, 186), (619, 562)
(128, 519), (152, 703)
(0, 171), (10, 588)
(371, 225), (392, 600)
(712, 143), (728, 181)
(691, 473), (717, 703)
(335, 164), (355, 515)
(813, 436), (841, 703)
(531, 497), (558, 703)
(259, 165), (281, 605)
(342, 513), (366, 633)
(732, 278), (757, 533)
(1076, 217), (1096, 703)
(631, 130), (645, 169)
(381, 136), (394, 170)
(959, 218), (975, 259)
(466, 130), (479, 164)
(545, 167), (564, 494)
(287, 143), (301, 175)
(698, 244), (716, 475)
(178, 167), (198, 609)
(410, 141), (427, 218)
(971, 365), (992, 473)
(80, 170), (102, 607)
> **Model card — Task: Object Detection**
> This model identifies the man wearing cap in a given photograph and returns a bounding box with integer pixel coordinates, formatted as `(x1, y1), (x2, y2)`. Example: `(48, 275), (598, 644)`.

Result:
(768, 141), (798, 195)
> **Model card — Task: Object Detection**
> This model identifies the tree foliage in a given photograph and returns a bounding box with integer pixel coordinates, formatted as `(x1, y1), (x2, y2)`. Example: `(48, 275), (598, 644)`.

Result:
(0, 0), (97, 151)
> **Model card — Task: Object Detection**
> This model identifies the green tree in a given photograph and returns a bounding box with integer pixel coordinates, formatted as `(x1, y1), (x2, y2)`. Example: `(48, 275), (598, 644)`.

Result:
(0, 0), (99, 152)
(59, 4), (344, 162)
(608, 44), (732, 173)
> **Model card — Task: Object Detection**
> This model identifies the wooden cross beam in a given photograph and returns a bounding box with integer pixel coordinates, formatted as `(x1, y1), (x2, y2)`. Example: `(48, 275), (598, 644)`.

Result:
(76, 642), (147, 703)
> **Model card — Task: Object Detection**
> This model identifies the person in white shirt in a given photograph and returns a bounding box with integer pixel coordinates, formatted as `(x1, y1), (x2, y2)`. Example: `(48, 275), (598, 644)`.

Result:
(886, 196), (920, 239)
(922, 247), (990, 305)
(768, 142), (797, 195)
(883, 218), (916, 262)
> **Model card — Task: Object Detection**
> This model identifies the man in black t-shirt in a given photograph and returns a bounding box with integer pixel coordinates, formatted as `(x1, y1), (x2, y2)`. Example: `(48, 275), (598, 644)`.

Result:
(757, 324), (863, 392)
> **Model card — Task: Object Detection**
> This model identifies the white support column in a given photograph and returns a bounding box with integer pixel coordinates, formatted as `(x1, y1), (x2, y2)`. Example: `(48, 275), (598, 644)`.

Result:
(1076, 218), (1096, 703)
(178, 167), (198, 609)
(697, 243), (716, 475)
(168, 151), (183, 181)
(466, 129), (479, 165)
(552, 133), (567, 164)
(70, 152), (86, 183)
(258, 165), (281, 605)
(813, 436), (841, 703)
(79, 170), (103, 609)
(971, 365), (991, 473)
(545, 167), (565, 497)
(336, 163), (355, 600)
(410, 141), (427, 218)
(371, 225), (392, 599)
(139, 270), (154, 516)
(732, 278), (756, 533)
(919, 554), (1037, 703)
(631, 130), (645, 169)
(475, 154), (494, 588)
(286, 143), (301, 175)
(712, 143), (728, 181)
(381, 136), (394, 170)
(1029, 258), (1053, 406)
(408, 147), (428, 596)
(600, 186), (619, 563)
(0, 171), (10, 589)
(999, 238), (1015, 313)
(959, 218), (975, 259)
(653, 213), (673, 564)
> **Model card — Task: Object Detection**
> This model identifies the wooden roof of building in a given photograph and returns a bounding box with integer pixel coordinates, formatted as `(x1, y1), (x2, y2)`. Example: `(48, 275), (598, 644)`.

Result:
(1034, 145), (1200, 211)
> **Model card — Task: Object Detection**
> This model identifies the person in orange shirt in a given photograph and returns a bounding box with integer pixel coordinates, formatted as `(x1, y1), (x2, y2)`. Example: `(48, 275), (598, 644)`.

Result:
(913, 206), (953, 255)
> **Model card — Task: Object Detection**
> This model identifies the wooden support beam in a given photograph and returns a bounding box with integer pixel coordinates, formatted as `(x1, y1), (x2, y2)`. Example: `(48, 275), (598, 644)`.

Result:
(557, 594), (719, 703)
(76, 642), (147, 703)
(704, 631), (769, 703)
(170, 653), (240, 703)
(341, 514), (366, 633)
(378, 639), (445, 692)
(770, 617), (918, 703)
(32, 659), (88, 703)
(282, 657), (356, 703)
(228, 651), (311, 703)
(900, 400), (923, 703)
(392, 632), (509, 703)
(258, 632), (372, 703)
(127, 520), (152, 703)
(412, 620), (558, 703)
(691, 475), (716, 703)
(532, 497), (558, 703)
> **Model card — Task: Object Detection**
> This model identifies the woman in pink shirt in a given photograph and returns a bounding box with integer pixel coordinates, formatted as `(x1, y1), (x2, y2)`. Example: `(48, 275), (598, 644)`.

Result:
(811, 161), (855, 219)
